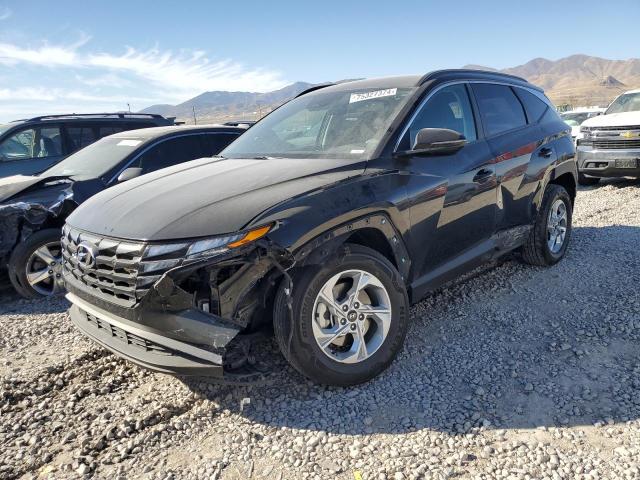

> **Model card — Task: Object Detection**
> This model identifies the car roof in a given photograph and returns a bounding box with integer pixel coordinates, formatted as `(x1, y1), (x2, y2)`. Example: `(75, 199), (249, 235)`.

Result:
(109, 124), (247, 140)
(302, 69), (539, 96)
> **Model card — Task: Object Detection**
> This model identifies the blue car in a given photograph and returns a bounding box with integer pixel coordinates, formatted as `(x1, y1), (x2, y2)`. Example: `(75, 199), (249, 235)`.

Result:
(0, 113), (174, 178)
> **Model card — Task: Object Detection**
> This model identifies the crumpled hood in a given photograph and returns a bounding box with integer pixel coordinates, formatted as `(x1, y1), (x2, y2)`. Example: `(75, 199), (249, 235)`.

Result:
(581, 111), (640, 128)
(67, 156), (366, 241)
(0, 175), (50, 203)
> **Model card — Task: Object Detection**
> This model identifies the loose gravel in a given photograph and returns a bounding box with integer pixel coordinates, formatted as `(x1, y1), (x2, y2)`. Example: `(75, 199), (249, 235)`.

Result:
(1, 178), (639, 480)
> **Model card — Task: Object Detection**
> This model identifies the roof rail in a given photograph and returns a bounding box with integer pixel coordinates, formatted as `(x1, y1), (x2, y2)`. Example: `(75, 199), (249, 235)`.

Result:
(295, 83), (334, 98)
(418, 69), (529, 86)
(23, 112), (166, 122)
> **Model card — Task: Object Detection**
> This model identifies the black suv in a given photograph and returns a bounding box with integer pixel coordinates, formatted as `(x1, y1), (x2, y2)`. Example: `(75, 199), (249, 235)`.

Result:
(63, 70), (577, 386)
(1, 125), (245, 298)
(0, 113), (174, 178)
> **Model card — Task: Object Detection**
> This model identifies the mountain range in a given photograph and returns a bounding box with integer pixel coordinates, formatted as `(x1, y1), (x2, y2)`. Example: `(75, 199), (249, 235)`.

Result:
(141, 55), (640, 123)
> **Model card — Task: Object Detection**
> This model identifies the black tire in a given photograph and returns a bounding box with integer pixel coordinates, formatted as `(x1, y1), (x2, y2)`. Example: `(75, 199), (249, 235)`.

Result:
(273, 243), (409, 386)
(521, 184), (572, 266)
(8, 228), (64, 299)
(577, 172), (600, 186)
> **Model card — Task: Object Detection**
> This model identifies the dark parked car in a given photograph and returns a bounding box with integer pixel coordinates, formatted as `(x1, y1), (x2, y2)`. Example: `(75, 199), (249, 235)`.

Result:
(0, 125), (245, 298)
(62, 70), (577, 386)
(0, 113), (175, 178)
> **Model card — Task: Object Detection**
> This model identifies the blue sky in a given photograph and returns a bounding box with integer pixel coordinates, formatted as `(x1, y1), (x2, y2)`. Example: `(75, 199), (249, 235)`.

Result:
(0, 0), (638, 121)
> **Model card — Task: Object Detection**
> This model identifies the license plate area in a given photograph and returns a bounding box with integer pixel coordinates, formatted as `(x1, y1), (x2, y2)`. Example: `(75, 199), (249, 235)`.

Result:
(615, 159), (639, 168)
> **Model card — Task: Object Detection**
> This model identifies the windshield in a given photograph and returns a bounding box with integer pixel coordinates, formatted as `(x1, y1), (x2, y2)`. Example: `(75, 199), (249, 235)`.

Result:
(42, 136), (145, 178)
(222, 86), (416, 160)
(606, 92), (640, 114)
(560, 112), (593, 127)
(0, 123), (14, 136)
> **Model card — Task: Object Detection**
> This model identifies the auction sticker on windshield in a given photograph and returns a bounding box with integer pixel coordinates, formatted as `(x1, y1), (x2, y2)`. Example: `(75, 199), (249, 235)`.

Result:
(349, 88), (397, 103)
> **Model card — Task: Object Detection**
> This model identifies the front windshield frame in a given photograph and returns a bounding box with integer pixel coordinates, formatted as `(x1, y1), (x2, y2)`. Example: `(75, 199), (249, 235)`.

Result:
(221, 85), (418, 161)
(0, 123), (15, 136)
(41, 136), (146, 179)
(606, 92), (640, 115)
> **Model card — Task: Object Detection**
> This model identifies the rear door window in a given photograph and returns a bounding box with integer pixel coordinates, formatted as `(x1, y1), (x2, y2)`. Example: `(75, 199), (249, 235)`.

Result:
(98, 126), (124, 138)
(471, 83), (527, 136)
(133, 135), (207, 175)
(67, 125), (97, 152)
(0, 126), (63, 161)
(203, 133), (240, 154)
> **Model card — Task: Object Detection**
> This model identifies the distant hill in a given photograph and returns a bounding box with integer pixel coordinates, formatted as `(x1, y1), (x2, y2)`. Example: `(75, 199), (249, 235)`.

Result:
(141, 82), (315, 123)
(141, 55), (640, 123)
(465, 54), (640, 107)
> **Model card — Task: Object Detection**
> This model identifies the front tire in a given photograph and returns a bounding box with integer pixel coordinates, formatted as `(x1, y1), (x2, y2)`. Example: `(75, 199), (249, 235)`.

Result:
(8, 228), (64, 299)
(521, 184), (572, 266)
(273, 244), (409, 386)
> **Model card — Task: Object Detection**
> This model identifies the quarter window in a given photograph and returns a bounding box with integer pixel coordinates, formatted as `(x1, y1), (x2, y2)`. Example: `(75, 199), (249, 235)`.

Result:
(399, 84), (477, 150)
(0, 126), (62, 162)
(472, 84), (527, 136)
(514, 88), (549, 124)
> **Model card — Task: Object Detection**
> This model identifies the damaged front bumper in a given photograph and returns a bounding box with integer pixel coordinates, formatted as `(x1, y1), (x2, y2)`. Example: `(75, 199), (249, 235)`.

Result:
(67, 292), (232, 376)
(63, 231), (293, 378)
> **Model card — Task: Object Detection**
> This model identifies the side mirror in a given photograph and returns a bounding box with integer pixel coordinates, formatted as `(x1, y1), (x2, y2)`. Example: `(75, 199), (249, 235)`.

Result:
(398, 128), (466, 157)
(117, 167), (142, 183)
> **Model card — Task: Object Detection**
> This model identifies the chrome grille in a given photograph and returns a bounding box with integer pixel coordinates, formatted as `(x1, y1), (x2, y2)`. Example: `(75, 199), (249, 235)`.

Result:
(592, 139), (640, 150)
(583, 125), (640, 132)
(62, 225), (188, 307)
(85, 312), (171, 355)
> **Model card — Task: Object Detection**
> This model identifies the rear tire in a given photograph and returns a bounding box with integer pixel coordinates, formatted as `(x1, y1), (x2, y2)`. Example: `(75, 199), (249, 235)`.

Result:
(577, 172), (600, 186)
(521, 184), (572, 266)
(273, 243), (409, 386)
(8, 229), (64, 299)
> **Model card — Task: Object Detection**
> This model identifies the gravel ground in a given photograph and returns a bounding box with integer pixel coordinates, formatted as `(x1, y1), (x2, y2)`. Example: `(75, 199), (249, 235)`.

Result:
(1, 178), (639, 480)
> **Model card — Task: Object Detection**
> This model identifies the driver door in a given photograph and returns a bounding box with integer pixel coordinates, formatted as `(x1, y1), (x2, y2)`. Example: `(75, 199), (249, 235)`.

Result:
(399, 83), (498, 295)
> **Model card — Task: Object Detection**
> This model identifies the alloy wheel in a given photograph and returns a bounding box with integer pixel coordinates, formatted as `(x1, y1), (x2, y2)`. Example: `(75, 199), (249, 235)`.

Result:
(547, 198), (568, 254)
(25, 241), (64, 296)
(311, 269), (392, 364)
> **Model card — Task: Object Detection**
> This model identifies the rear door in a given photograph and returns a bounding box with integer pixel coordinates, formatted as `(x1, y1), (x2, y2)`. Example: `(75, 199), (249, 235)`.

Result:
(0, 124), (64, 177)
(470, 83), (548, 229)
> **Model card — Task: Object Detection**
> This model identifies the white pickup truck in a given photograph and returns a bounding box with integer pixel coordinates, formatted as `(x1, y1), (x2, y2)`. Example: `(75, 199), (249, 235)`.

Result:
(576, 89), (640, 185)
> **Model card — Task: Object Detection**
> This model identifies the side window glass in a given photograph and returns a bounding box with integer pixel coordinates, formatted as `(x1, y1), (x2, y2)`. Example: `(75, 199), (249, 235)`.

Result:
(0, 126), (62, 161)
(514, 88), (549, 124)
(98, 126), (124, 138)
(134, 136), (204, 175)
(400, 84), (477, 150)
(204, 133), (239, 155)
(471, 83), (527, 136)
(67, 126), (97, 151)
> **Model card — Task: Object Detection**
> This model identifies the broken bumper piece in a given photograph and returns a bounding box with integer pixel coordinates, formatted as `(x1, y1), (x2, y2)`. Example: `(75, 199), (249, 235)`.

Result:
(67, 292), (238, 376)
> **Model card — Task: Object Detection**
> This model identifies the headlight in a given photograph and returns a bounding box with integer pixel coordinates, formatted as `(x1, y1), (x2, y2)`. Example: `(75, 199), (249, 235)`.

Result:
(186, 224), (273, 259)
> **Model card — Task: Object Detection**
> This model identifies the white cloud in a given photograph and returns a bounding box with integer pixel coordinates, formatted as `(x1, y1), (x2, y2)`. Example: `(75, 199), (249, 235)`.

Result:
(0, 37), (288, 122)
(87, 47), (286, 94)
(0, 87), (155, 104)
(0, 37), (285, 94)
(0, 35), (89, 66)
(0, 6), (11, 21)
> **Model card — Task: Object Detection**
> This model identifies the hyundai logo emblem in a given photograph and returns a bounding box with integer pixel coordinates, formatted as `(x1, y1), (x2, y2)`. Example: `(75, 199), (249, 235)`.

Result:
(74, 241), (98, 268)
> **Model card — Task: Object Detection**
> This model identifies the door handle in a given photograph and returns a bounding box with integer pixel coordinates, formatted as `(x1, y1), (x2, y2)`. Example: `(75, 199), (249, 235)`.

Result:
(473, 168), (494, 182)
(539, 147), (553, 158)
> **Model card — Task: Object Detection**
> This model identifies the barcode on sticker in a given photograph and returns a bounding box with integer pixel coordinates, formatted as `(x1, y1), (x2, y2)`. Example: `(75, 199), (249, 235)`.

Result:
(349, 88), (397, 103)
